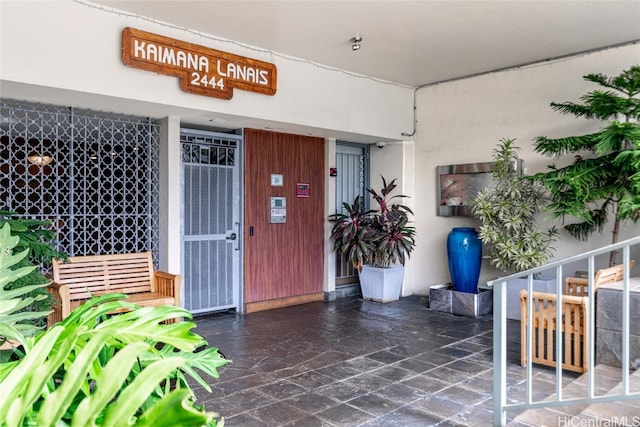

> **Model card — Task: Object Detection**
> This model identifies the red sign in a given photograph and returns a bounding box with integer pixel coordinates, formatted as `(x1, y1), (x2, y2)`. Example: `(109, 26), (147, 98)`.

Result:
(296, 183), (310, 198)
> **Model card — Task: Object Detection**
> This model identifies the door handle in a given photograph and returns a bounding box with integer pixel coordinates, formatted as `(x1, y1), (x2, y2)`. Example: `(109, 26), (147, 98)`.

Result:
(227, 232), (237, 241)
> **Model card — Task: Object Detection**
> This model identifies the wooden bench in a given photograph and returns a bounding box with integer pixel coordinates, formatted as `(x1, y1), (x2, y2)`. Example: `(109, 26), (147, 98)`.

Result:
(47, 252), (181, 326)
(520, 290), (589, 373)
(520, 262), (633, 373)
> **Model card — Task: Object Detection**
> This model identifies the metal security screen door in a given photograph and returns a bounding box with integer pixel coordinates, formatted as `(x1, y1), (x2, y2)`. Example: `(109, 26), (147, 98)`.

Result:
(335, 142), (369, 285)
(181, 129), (241, 314)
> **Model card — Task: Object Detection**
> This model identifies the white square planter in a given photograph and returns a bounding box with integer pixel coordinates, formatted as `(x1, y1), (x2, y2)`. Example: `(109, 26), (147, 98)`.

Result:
(359, 265), (404, 303)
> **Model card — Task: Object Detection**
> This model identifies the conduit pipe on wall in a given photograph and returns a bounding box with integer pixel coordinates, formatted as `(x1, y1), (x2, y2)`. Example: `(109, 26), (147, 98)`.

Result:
(399, 39), (640, 139)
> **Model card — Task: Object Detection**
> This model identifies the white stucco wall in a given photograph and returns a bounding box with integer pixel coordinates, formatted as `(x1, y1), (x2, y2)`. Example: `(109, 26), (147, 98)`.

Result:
(0, 0), (413, 142)
(370, 141), (416, 296)
(408, 43), (640, 295)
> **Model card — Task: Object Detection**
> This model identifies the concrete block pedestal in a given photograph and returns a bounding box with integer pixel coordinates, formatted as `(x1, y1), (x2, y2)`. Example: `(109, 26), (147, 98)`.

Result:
(429, 284), (493, 317)
(596, 278), (640, 369)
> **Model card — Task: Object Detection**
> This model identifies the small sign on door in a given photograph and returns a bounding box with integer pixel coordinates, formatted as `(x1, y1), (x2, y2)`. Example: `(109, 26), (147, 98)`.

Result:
(296, 183), (310, 198)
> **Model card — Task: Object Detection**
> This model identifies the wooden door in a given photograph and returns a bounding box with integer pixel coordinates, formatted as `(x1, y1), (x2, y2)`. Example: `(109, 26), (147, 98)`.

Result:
(243, 129), (325, 312)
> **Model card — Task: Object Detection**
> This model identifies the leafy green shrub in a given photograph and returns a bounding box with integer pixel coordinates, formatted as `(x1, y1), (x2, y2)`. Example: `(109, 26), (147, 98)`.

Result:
(0, 211), (68, 327)
(0, 223), (51, 354)
(471, 138), (558, 273)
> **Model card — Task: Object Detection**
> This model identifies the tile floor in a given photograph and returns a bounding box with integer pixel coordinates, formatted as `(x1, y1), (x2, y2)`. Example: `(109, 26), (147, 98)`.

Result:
(189, 295), (562, 426)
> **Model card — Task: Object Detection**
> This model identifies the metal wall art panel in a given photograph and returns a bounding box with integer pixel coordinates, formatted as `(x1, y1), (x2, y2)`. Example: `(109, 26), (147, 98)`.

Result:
(436, 160), (524, 217)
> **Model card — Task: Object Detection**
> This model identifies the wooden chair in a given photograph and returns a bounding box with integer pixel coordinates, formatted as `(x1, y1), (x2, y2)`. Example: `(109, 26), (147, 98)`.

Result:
(520, 262), (634, 373)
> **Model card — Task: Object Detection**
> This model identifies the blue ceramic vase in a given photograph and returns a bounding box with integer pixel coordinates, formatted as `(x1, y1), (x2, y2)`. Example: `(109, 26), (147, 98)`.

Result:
(447, 227), (482, 294)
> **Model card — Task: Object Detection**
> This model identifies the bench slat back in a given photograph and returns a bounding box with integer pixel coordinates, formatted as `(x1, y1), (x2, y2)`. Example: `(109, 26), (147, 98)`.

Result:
(593, 260), (635, 290)
(52, 252), (155, 301)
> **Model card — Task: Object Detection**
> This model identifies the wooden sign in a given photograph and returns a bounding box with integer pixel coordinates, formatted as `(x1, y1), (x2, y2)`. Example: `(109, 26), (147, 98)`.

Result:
(122, 27), (277, 100)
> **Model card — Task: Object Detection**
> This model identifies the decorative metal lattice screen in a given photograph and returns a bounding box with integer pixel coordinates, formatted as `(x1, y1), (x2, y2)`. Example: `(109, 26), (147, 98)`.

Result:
(335, 143), (369, 284)
(0, 99), (160, 261)
(181, 129), (239, 313)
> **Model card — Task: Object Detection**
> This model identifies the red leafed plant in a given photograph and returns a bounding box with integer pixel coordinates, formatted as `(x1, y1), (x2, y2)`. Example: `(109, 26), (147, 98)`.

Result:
(329, 176), (416, 271)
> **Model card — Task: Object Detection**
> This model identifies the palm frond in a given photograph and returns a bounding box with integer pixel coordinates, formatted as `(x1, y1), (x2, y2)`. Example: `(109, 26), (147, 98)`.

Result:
(550, 101), (595, 119)
(534, 134), (600, 157)
(584, 66), (640, 97)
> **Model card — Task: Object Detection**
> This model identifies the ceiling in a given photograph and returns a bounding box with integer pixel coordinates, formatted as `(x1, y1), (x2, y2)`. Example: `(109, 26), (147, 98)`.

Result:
(94, 0), (640, 88)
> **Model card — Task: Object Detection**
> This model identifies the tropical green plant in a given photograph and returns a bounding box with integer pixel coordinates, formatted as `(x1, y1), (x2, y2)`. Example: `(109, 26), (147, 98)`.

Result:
(0, 211), (68, 327)
(530, 65), (640, 265)
(0, 223), (230, 427)
(0, 223), (51, 355)
(470, 138), (558, 273)
(0, 296), (230, 426)
(329, 176), (416, 270)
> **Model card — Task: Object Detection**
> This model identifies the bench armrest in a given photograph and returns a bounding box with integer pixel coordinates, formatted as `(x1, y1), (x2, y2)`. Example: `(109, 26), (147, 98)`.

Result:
(154, 271), (182, 307)
(47, 281), (71, 327)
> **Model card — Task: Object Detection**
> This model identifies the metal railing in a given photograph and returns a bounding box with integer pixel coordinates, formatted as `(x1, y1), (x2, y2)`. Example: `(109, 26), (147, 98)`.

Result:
(490, 235), (640, 426)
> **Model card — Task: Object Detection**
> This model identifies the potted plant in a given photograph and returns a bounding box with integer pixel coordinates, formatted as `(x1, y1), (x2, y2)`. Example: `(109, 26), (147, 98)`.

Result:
(329, 176), (416, 302)
(470, 138), (558, 319)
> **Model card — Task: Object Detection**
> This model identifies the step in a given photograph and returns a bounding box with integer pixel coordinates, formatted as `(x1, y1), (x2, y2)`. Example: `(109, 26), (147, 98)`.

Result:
(575, 368), (640, 424)
(334, 283), (361, 299)
(511, 365), (640, 426)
